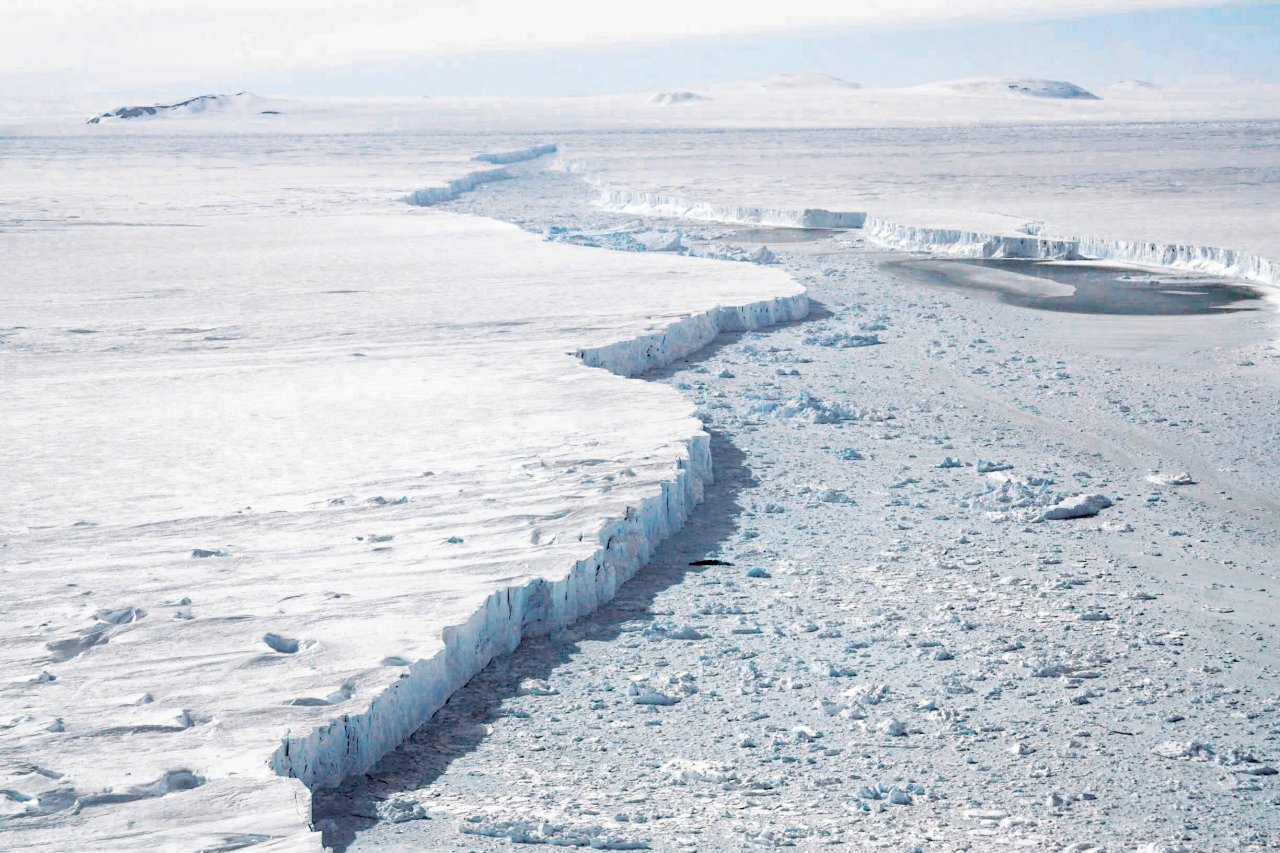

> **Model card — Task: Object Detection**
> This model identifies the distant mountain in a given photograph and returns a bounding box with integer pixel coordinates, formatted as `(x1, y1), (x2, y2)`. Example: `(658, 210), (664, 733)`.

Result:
(86, 92), (279, 124)
(918, 78), (1101, 100)
(648, 91), (708, 105)
(1107, 80), (1160, 93)
(761, 72), (861, 90)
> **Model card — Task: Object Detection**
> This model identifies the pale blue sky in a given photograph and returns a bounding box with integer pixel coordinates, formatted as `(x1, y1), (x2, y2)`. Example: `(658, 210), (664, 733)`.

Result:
(252, 3), (1279, 97)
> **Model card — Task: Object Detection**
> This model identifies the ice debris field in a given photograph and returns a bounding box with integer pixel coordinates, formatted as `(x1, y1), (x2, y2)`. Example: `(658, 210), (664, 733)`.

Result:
(3, 79), (1280, 851)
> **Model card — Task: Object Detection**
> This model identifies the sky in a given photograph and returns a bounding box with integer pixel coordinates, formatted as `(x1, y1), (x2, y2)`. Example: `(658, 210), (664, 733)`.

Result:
(2, 0), (1276, 105)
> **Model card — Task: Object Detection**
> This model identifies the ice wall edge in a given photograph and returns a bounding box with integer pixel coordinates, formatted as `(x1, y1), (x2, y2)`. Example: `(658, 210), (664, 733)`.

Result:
(265, 239), (809, 841)
(557, 156), (1278, 292)
(474, 144), (558, 165)
(555, 156), (866, 229)
(404, 145), (557, 206)
(863, 217), (1280, 289)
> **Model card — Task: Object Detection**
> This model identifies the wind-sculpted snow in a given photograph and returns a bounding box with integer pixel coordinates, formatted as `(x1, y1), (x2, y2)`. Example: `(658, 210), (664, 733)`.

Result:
(0, 142), (805, 850)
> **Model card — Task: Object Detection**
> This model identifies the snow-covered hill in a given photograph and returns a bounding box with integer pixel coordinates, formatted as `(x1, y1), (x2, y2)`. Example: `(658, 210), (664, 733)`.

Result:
(915, 77), (1101, 99)
(648, 91), (708, 105)
(760, 72), (861, 90)
(86, 92), (282, 124)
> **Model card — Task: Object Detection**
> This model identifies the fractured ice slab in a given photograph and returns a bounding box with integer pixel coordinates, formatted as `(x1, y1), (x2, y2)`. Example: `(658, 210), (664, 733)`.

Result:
(1, 199), (804, 847)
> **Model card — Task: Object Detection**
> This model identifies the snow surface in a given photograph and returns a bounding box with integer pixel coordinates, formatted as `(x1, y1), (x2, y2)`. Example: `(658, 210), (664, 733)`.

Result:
(0, 138), (803, 850)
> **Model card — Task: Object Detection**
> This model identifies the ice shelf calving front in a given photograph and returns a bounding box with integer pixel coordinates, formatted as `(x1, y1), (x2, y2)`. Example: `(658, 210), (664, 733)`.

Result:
(0, 210), (805, 851)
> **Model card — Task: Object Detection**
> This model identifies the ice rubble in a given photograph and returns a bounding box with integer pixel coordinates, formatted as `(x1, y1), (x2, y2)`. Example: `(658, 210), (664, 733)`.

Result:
(1, 149), (806, 849)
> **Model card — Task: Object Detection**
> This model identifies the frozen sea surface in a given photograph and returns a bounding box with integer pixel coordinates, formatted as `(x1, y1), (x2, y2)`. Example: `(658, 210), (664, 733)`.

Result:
(0, 136), (803, 850)
(882, 258), (1265, 316)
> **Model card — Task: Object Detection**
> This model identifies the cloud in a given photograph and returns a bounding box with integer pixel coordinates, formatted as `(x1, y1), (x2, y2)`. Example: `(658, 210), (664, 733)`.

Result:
(4, 0), (1266, 88)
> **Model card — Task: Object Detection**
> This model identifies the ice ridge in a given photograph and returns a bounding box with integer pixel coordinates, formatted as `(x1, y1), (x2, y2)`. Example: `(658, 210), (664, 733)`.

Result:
(555, 157), (866, 229)
(863, 218), (1081, 261)
(554, 159), (1277, 292)
(403, 165), (523, 206)
(864, 217), (1280, 288)
(474, 144), (559, 165)
(271, 286), (809, 820)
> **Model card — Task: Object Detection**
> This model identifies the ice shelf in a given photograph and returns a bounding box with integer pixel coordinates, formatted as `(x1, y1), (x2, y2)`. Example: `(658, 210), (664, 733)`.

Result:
(0, 144), (805, 849)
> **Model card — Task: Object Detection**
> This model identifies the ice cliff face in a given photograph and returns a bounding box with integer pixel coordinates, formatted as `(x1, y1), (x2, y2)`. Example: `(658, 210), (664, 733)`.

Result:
(404, 146), (558, 204)
(556, 157), (865, 229)
(473, 144), (558, 165)
(271, 291), (809, 795)
(864, 217), (1280, 288)
(265, 157), (813, 819)
(863, 217), (1081, 260)
(1074, 234), (1279, 287)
